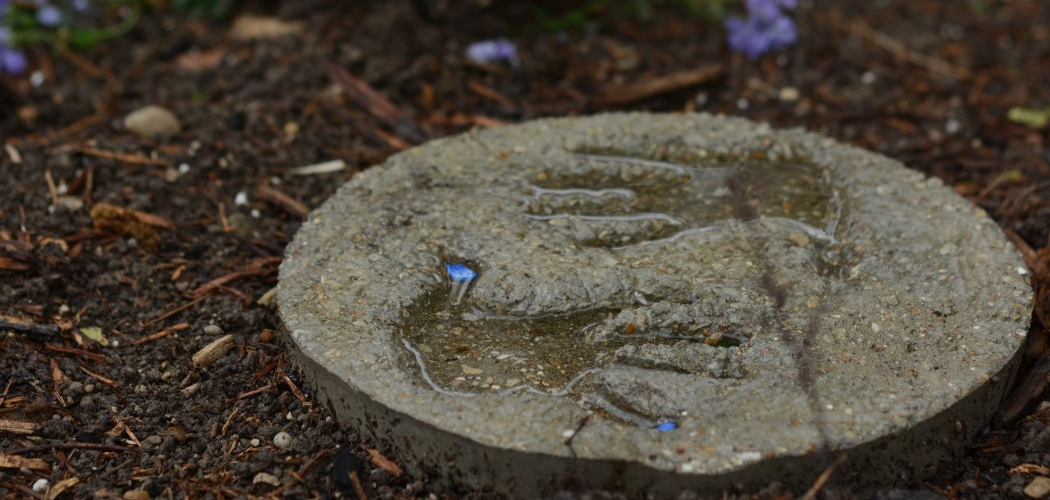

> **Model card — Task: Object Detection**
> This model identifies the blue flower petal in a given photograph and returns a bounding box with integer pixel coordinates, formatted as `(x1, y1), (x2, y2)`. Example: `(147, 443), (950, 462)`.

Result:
(446, 263), (478, 283)
(655, 421), (678, 432)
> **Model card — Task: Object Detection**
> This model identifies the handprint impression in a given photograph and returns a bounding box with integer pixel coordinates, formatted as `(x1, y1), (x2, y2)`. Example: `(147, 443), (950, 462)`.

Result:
(402, 153), (842, 425)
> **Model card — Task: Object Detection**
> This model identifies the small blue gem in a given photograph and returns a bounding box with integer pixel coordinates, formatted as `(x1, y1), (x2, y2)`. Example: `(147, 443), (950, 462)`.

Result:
(446, 263), (477, 282)
(655, 421), (678, 432)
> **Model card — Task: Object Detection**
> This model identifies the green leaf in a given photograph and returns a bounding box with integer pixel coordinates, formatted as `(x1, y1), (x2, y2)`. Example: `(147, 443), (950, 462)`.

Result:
(1007, 106), (1050, 129)
(80, 326), (109, 346)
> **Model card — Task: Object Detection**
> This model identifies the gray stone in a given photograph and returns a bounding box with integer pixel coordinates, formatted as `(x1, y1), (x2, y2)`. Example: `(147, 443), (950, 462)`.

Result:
(123, 105), (181, 139)
(272, 431), (292, 449)
(252, 472), (280, 486)
(278, 113), (1032, 498)
(203, 324), (223, 335)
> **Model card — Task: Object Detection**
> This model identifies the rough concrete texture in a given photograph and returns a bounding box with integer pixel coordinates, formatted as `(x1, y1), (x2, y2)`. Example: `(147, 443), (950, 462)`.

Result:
(278, 113), (1033, 497)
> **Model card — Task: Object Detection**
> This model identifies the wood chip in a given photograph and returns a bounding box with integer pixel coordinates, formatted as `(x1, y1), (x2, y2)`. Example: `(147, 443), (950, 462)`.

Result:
(0, 419), (40, 435)
(362, 446), (403, 477)
(45, 477), (79, 500)
(1012, 463), (1050, 476)
(90, 203), (161, 252)
(0, 256), (30, 271)
(192, 334), (236, 368)
(0, 453), (48, 470)
(1000, 350), (1050, 423)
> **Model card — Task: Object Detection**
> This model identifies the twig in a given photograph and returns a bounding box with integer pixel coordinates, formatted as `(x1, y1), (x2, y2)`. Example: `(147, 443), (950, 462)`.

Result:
(44, 169), (59, 205)
(0, 319), (61, 337)
(189, 257), (281, 299)
(800, 453), (848, 500)
(467, 80), (515, 107)
(145, 294), (211, 326)
(80, 366), (120, 389)
(362, 446), (403, 477)
(298, 449), (331, 476)
(831, 10), (970, 80)
(6, 441), (131, 455)
(326, 62), (429, 144)
(230, 383), (275, 402)
(71, 146), (172, 166)
(255, 186), (309, 217)
(127, 322), (191, 346)
(220, 406), (240, 436)
(46, 343), (108, 363)
(281, 374), (307, 403)
(349, 470), (370, 500)
(594, 63), (726, 107)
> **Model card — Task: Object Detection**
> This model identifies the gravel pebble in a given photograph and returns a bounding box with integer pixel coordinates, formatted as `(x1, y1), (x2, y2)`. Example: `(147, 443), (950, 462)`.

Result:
(123, 490), (150, 500)
(124, 105), (181, 139)
(273, 431), (293, 449)
(1026, 477), (1050, 499)
(252, 472), (281, 486)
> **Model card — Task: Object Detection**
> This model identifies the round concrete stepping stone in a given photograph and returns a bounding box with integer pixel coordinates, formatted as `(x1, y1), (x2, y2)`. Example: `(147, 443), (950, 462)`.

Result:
(278, 113), (1032, 497)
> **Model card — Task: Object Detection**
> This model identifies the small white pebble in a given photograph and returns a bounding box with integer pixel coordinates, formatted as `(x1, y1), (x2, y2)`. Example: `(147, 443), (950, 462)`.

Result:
(945, 118), (961, 134)
(30, 71), (45, 87)
(251, 209), (261, 218)
(252, 472), (280, 486)
(561, 429), (575, 438)
(234, 191), (249, 206)
(32, 479), (49, 492)
(273, 431), (293, 449)
(736, 98), (749, 110)
(777, 87), (799, 102)
(861, 71), (876, 85)
(178, 163), (191, 174)
(250, 438), (261, 447)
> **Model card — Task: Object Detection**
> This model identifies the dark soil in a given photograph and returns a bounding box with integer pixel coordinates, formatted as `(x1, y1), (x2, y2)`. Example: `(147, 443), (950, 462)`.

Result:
(2, 0), (1049, 499)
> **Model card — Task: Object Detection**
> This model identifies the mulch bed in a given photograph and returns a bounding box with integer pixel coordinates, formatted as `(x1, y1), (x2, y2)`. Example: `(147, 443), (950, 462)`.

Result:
(2, 0), (1049, 498)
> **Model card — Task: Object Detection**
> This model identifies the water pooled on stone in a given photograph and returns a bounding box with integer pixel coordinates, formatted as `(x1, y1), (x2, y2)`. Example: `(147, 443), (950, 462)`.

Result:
(402, 153), (841, 421)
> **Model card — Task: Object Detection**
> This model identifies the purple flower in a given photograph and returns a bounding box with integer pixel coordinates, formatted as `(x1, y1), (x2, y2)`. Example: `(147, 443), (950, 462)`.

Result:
(745, 0), (794, 21)
(36, 3), (63, 26)
(0, 46), (27, 75)
(465, 38), (519, 67)
(725, 0), (798, 59)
